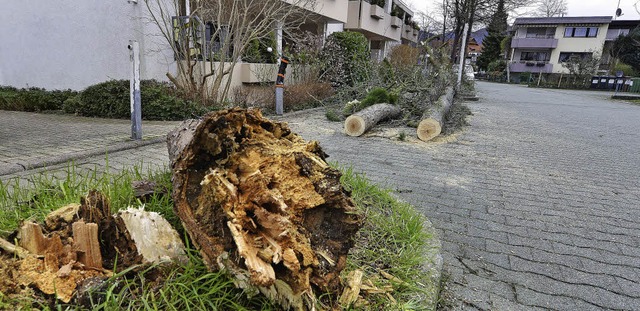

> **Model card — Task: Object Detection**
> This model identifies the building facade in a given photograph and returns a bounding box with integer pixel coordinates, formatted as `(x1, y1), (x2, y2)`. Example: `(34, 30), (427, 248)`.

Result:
(0, 0), (175, 91)
(345, 0), (418, 61)
(508, 16), (612, 76)
(0, 0), (419, 92)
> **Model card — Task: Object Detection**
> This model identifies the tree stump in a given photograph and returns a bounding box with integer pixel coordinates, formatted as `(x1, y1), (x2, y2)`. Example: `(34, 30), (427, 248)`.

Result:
(344, 103), (402, 137)
(167, 108), (363, 310)
(417, 87), (455, 141)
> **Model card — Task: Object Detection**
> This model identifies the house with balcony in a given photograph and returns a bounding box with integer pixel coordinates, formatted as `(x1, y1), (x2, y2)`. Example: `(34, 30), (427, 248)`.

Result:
(1, 0), (421, 97)
(509, 16), (612, 78)
(345, 0), (418, 61)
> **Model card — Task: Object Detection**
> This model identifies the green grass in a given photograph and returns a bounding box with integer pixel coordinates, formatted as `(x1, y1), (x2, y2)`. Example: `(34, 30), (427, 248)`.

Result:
(0, 162), (439, 310)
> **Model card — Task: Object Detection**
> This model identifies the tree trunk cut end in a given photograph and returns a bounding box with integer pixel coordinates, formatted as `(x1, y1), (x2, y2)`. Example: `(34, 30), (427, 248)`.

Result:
(344, 115), (366, 136)
(417, 118), (442, 141)
(167, 108), (364, 310)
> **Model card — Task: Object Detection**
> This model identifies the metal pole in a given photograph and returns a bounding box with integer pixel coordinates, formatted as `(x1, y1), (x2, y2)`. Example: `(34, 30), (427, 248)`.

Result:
(275, 56), (289, 116)
(129, 40), (142, 140)
(457, 23), (469, 87)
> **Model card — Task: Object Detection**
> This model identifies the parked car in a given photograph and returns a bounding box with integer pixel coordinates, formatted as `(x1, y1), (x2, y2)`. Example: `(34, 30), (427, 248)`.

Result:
(453, 64), (475, 80)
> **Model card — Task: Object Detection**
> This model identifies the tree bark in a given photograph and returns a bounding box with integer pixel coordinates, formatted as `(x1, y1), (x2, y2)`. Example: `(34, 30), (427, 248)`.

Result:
(167, 108), (363, 310)
(417, 87), (455, 141)
(344, 103), (402, 137)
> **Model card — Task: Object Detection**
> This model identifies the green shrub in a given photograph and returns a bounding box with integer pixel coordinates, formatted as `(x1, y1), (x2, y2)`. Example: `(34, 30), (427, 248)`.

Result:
(319, 31), (371, 87)
(325, 109), (342, 122)
(343, 87), (398, 115)
(76, 80), (130, 118)
(62, 95), (81, 114)
(74, 80), (208, 120)
(0, 86), (77, 112)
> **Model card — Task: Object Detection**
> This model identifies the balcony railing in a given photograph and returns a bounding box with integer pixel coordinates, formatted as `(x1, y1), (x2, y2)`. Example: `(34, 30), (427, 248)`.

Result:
(511, 37), (558, 49)
(509, 62), (553, 73)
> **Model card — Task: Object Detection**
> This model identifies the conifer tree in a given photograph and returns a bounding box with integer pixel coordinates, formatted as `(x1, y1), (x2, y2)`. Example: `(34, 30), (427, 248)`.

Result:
(476, 0), (508, 71)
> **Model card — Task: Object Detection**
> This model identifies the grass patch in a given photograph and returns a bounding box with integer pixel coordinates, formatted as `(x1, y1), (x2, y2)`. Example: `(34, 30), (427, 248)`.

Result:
(0, 163), (439, 310)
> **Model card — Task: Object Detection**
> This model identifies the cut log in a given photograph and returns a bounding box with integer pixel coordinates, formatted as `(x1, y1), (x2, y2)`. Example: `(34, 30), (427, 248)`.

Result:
(344, 103), (402, 137)
(417, 87), (455, 141)
(167, 108), (364, 310)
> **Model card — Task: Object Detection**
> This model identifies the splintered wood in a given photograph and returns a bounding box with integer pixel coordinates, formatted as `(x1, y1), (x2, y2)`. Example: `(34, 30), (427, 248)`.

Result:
(0, 191), (186, 303)
(168, 108), (364, 310)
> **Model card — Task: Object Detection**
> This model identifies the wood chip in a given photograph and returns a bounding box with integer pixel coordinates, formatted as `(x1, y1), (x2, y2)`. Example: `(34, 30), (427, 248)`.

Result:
(339, 269), (363, 307)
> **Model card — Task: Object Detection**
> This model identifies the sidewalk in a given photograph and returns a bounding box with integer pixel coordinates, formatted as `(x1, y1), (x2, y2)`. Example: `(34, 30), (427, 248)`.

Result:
(0, 111), (179, 177)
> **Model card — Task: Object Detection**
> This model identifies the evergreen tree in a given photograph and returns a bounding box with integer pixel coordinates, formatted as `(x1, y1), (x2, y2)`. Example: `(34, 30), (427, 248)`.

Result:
(611, 27), (640, 73)
(476, 0), (508, 71)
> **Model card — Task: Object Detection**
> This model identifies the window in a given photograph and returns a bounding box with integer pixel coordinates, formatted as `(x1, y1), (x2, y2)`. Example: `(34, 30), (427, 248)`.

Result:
(564, 27), (598, 37)
(520, 51), (550, 62)
(526, 27), (555, 38)
(558, 52), (592, 62)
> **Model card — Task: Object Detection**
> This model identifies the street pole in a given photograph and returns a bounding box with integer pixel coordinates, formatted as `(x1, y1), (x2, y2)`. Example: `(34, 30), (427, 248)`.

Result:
(129, 40), (142, 140)
(457, 23), (469, 87)
(275, 56), (289, 116)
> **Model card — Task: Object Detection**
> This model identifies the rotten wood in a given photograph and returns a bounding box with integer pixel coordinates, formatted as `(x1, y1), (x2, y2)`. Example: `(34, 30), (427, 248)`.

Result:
(72, 220), (103, 269)
(417, 87), (455, 141)
(167, 108), (364, 310)
(132, 180), (168, 201)
(344, 103), (402, 137)
(0, 237), (31, 259)
(0, 190), (186, 304)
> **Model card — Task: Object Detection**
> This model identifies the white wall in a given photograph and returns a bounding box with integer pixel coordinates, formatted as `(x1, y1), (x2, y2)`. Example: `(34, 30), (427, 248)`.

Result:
(0, 0), (176, 90)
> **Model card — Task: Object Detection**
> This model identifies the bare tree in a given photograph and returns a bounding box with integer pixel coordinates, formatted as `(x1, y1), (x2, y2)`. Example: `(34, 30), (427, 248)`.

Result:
(143, 0), (317, 104)
(441, 0), (531, 63)
(534, 0), (568, 17)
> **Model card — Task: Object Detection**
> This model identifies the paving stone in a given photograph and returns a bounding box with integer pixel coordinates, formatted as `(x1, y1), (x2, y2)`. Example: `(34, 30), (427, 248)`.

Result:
(3, 82), (640, 309)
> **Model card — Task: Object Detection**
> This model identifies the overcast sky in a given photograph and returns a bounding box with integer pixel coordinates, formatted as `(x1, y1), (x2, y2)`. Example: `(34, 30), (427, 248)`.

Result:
(405, 0), (640, 20)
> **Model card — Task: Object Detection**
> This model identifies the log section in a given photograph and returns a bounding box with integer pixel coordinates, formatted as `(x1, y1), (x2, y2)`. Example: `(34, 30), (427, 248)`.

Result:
(344, 103), (402, 137)
(417, 87), (455, 141)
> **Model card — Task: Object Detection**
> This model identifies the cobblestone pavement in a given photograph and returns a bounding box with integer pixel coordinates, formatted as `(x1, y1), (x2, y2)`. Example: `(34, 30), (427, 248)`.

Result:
(2, 82), (640, 310)
(0, 111), (179, 175)
(280, 83), (640, 310)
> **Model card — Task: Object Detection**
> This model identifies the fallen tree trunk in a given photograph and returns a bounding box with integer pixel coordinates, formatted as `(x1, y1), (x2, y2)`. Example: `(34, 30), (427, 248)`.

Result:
(344, 103), (402, 137)
(417, 87), (455, 141)
(167, 108), (364, 310)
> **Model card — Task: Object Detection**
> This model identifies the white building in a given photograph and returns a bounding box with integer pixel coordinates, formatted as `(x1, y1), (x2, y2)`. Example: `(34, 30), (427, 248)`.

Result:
(0, 1), (176, 90)
(0, 0), (418, 91)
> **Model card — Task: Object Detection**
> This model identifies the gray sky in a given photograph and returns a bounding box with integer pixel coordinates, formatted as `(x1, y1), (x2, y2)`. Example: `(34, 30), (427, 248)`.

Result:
(406, 0), (640, 20)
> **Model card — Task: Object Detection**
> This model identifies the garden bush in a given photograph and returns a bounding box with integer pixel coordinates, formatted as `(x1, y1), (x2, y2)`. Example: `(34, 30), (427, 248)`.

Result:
(319, 31), (371, 87)
(343, 87), (398, 115)
(73, 79), (208, 120)
(0, 86), (77, 112)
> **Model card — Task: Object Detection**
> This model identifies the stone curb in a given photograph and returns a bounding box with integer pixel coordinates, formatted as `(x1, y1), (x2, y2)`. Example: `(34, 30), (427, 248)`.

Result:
(0, 137), (166, 177)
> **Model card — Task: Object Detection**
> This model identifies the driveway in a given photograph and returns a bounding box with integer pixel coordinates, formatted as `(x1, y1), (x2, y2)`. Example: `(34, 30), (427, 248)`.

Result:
(283, 82), (640, 310)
